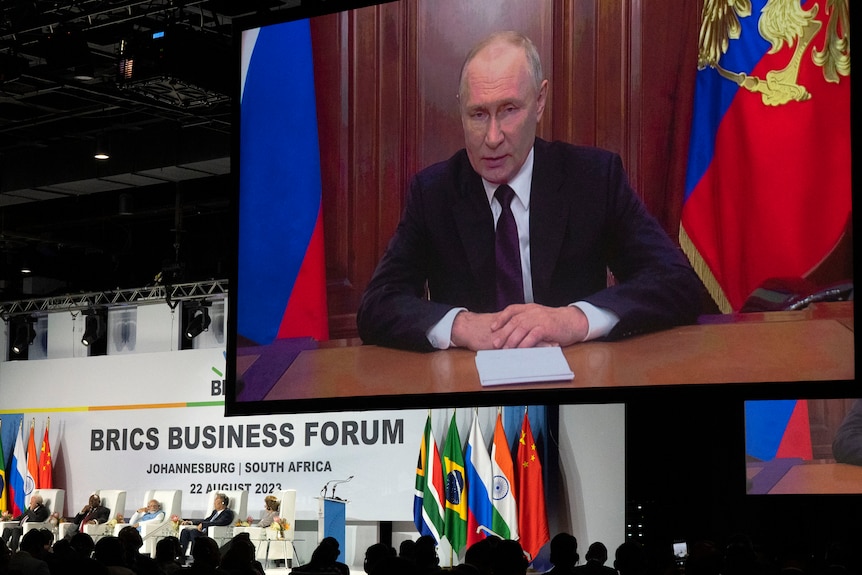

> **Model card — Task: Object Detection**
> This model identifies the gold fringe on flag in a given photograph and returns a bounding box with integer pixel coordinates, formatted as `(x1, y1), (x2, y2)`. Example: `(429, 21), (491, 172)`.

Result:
(679, 224), (732, 314)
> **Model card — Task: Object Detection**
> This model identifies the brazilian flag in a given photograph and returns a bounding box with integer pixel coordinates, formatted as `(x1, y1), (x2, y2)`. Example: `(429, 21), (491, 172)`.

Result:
(442, 413), (466, 553)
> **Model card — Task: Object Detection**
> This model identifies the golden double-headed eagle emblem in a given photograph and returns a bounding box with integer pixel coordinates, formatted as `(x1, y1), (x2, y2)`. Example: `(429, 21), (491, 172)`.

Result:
(698, 0), (850, 105)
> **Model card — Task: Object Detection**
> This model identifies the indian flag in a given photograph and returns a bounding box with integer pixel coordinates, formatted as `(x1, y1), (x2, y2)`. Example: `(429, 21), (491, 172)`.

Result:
(490, 411), (518, 540)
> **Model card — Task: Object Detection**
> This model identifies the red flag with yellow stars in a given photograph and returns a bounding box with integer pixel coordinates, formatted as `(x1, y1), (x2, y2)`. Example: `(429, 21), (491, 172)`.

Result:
(516, 411), (549, 562)
(38, 423), (52, 489)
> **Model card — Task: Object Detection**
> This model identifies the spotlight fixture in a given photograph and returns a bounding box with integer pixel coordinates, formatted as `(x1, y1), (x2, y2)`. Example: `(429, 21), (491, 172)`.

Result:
(185, 305), (212, 340)
(11, 319), (36, 355)
(94, 133), (110, 160)
(81, 311), (105, 346)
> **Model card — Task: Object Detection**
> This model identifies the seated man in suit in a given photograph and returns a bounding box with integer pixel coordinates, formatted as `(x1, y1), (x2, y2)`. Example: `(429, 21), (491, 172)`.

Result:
(128, 499), (164, 531)
(357, 31), (703, 352)
(68, 493), (110, 537)
(179, 492), (234, 557)
(1, 494), (49, 552)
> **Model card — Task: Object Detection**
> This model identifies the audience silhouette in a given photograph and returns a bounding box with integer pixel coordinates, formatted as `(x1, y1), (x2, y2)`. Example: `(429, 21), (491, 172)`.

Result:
(413, 535), (443, 574)
(15, 522), (862, 575)
(291, 536), (349, 574)
(187, 536), (228, 574)
(93, 535), (136, 574)
(574, 542), (618, 575)
(364, 542), (396, 574)
(219, 532), (264, 575)
(8, 529), (51, 575)
(154, 536), (184, 575)
(546, 532), (579, 574)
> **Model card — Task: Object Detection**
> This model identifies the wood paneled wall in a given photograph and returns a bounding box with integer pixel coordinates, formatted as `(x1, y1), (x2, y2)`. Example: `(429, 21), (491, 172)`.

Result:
(312, 0), (701, 339)
(809, 398), (857, 461)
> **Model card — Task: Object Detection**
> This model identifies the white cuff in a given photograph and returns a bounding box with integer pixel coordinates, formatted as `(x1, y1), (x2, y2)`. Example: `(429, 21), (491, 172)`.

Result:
(426, 308), (467, 349)
(571, 302), (619, 341)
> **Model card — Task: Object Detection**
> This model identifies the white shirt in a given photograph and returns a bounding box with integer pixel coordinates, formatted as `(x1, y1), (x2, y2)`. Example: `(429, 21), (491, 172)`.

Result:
(426, 148), (619, 349)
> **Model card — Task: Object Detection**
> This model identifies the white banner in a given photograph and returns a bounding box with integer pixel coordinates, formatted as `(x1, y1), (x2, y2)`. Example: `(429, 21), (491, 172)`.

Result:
(0, 348), (420, 521)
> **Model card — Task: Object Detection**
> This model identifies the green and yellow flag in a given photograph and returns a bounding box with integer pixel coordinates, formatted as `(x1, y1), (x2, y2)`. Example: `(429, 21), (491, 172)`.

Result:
(442, 413), (467, 553)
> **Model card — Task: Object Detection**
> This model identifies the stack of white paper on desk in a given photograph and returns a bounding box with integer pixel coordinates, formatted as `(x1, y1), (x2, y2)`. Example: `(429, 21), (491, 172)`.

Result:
(475, 347), (575, 386)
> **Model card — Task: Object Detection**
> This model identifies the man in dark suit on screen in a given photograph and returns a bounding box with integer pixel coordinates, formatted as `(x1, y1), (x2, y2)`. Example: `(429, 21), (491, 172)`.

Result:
(179, 492), (234, 557)
(1, 494), (49, 552)
(357, 31), (702, 352)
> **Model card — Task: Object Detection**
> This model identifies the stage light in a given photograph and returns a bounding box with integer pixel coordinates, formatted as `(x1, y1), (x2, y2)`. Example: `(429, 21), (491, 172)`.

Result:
(94, 133), (110, 160)
(11, 320), (36, 355)
(185, 306), (211, 340)
(81, 312), (105, 346)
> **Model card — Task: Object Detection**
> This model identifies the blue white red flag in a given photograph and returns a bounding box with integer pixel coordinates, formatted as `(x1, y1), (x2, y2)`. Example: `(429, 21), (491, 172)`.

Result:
(465, 413), (495, 546)
(238, 19), (329, 345)
(9, 421), (31, 516)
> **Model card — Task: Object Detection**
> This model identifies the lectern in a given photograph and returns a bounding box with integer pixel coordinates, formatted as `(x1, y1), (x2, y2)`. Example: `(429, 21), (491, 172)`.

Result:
(316, 497), (347, 559)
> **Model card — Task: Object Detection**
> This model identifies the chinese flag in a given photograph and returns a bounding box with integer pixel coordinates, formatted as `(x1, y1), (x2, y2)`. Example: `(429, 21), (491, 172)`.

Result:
(39, 426), (52, 489)
(516, 412), (549, 562)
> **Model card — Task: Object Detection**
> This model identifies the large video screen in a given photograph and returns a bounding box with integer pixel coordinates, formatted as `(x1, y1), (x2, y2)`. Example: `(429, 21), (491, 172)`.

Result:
(227, 0), (853, 416)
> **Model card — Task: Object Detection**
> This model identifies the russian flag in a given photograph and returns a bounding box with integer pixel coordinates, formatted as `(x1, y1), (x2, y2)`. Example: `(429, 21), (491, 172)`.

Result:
(681, 0), (850, 312)
(238, 18), (329, 345)
(466, 414), (497, 546)
(9, 421), (31, 516)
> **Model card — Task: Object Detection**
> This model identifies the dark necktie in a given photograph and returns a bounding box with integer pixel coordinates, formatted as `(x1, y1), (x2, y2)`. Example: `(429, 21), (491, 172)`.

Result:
(494, 184), (524, 310)
(80, 510), (93, 532)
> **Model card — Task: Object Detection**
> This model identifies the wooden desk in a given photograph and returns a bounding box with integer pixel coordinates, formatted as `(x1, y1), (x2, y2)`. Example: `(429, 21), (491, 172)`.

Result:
(747, 459), (862, 494)
(233, 302), (854, 410)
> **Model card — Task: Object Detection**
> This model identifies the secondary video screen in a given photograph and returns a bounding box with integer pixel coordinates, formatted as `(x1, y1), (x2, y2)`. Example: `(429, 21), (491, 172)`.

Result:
(744, 398), (862, 495)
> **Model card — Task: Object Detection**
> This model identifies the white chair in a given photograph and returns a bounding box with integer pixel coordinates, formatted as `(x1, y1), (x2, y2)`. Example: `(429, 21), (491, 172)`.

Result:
(113, 489), (182, 557)
(60, 489), (127, 541)
(234, 490), (297, 567)
(179, 490), (248, 553)
(0, 488), (65, 545)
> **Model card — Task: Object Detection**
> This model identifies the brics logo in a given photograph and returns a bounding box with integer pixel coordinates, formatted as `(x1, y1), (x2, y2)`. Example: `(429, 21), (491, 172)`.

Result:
(211, 353), (226, 396)
(211, 380), (226, 396)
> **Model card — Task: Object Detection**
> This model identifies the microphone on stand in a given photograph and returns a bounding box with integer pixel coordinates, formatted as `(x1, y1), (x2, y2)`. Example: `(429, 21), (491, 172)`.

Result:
(320, 479), (335, 498)
(330, 475), (354, 500)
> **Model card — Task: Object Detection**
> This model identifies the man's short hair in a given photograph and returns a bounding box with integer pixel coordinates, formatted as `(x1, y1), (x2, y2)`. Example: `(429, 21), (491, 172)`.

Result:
(458, 30), (544, 99)
(215, 493), (229, 506)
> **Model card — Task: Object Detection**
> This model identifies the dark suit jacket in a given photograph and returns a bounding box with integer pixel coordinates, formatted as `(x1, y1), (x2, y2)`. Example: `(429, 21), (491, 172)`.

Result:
(15, 504), (49, 524)
(200, 508), (234, 532)
(357, 138), (703, 351)
(73, 505), (110, 526)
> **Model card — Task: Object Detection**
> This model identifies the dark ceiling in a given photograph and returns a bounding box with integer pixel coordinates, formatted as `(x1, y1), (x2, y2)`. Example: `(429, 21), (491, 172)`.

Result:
(0, 0), (301, 302)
